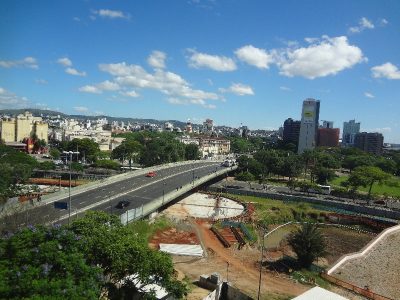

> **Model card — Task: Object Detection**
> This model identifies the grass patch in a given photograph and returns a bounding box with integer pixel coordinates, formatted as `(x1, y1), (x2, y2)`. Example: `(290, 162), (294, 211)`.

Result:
(291, 269), (330, 289)
(127, 216), (172, 243)
(330, 175), (400, 198)
(225, 194), (328, 225)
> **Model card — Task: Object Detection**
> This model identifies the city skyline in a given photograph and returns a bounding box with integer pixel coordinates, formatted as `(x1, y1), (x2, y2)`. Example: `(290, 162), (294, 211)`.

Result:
(1, 1), (399, 142)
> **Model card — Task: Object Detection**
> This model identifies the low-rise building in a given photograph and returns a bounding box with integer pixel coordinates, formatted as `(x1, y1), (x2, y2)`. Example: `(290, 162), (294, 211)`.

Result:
(354, 132), (384, 155)
(178, 135), (230, 158)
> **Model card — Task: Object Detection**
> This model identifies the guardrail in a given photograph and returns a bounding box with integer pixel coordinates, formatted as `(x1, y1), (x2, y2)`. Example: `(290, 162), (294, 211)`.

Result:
(0, 160), (221, 218)
(120, 166), (237, 224)
(320, 273), (394, 300)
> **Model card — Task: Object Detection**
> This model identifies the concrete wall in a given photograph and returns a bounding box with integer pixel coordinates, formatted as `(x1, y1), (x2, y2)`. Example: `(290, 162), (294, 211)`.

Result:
(207, 187), (400, 221)
(327, 224), (400, 275)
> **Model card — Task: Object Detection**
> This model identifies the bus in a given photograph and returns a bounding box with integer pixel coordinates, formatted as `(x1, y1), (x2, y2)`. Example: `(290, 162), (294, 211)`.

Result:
(317, 185), (331, 195)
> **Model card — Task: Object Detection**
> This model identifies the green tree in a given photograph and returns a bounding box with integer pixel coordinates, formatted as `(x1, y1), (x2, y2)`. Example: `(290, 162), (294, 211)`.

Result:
(342, 155), (376, 173)
(314, 166), (336, 185)
(70, 212), (187, 299)
(66, 138), (100, 163)
(278, 155), (303, 181)
(112, 140), (143, 167)
(346, 166), (391, 200)
(94, 159), (120, 170)
(33, 139), (47, 153)
(0, 225), (103, 299)
(184, 143), (200, 160)
(236, 171), (255, 181)
(374, 157), (397, 174)
(287, 223), (327, 268)
(70, 162), (84, 172)
(39, 161), (56, 170)
(49, 148), (61, 159)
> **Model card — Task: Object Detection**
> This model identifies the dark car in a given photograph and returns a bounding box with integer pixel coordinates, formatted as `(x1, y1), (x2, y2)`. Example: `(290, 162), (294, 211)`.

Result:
(115, 200), (130, 209)
(226, 185), (242, 189)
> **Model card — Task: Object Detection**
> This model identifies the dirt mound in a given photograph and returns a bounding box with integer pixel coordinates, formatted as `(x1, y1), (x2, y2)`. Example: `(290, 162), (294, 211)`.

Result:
(149, 227), (200, 249)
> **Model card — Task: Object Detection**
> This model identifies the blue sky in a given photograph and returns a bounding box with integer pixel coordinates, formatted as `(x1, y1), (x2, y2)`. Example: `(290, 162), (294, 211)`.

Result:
(0, 0), (399, 142)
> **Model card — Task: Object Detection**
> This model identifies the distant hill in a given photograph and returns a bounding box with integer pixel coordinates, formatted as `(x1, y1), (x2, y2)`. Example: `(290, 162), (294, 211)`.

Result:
(0, 108), (67, 117)
(0, 108), (191, 128)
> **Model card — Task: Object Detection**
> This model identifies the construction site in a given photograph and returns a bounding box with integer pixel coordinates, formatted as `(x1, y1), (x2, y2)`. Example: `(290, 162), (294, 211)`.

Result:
(144, 186), (400, 300)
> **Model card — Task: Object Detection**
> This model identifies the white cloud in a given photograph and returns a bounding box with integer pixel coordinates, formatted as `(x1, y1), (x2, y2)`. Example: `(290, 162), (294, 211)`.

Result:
(65, 67), (87, 76)
(98, 57), (220, 108)
(380, 18), (388, 26)
(277, 36), (365, 79)
(78, 85), (101, 94)
(97, 80), (120, 91)
(35, 79), (48, 85)
(147, 50), (166, 69)
(0, 87), (30, 109)
(0, 57), (38, 69)
(235, 45), (274, 69)
(187, 49), (237, 71)
(57, 57), (72, 67)
(364, 92), (375, 98)
(219, 83), (254, 96)
(120, 90), (139, 98)
(280, 86), (291, 91)
(78, 80), (119, 94)
(92, 9), (130, 20)
(73, 106), (89, 112)
(73, 17), (81, 22)
(304, 37), (319, 44)
(349, 17), (374, 33)
(371, 62), (400, 80)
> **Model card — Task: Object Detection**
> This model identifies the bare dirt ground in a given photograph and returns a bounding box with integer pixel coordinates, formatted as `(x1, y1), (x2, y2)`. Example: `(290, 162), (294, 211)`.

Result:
(321, 227), (374, 265)
(174, 220), (308, 300)
(157, 192), (379, 300)
(149, 227), (199, 249)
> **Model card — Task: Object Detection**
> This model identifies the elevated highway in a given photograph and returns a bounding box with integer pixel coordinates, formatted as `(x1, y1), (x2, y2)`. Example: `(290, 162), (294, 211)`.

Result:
(0, 160), (236, 231)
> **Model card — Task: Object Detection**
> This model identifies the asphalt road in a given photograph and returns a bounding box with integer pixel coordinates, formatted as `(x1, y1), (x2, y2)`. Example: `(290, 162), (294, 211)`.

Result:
(0, 161), (228, 231)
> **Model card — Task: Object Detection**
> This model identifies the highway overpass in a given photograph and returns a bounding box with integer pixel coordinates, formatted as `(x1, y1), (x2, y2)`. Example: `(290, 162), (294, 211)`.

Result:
(0, 160), (236, 231)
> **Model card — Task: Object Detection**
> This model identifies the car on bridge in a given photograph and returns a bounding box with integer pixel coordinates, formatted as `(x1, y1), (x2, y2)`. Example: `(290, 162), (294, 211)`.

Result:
(116, 200), (130, 209)
(146, 171), (157, 177)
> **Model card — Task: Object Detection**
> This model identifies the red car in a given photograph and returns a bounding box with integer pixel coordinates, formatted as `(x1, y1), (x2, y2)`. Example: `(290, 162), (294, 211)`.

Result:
(146, 171), (157, 177)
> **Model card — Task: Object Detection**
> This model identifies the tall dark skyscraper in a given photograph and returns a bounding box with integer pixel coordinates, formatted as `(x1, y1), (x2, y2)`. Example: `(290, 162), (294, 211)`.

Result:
(298, 98), (320, 154)
(283, 118), (301, 145)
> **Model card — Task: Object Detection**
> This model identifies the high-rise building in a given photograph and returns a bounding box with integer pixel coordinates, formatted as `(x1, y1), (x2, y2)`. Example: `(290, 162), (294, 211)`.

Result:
(342, 119), (360, 146)
(354, 132), (384, 155)
(317, 128), (340, 147)
(283, 118), (301, 145)
(0, 111), (48, 144)
(297, 98), (320, 154)
(322, 121), (334, 129)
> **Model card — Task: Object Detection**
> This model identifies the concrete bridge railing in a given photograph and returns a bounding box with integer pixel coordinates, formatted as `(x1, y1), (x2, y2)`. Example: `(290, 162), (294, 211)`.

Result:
(120, 166), (237, 224)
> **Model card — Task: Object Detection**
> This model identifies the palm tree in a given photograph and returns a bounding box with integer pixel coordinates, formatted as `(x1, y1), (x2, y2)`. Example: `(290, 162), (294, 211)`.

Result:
(288, 223), (326, 268)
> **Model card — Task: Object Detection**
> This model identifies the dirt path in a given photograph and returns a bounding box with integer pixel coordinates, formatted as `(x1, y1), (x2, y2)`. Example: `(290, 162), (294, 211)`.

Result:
(176, 220), (308, 299)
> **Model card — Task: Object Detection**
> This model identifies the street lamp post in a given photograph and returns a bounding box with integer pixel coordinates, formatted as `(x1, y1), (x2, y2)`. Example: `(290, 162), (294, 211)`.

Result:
(257, 230), (266, 300)
(63, 150), (79, 225)
(257, 222), (293, 300)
